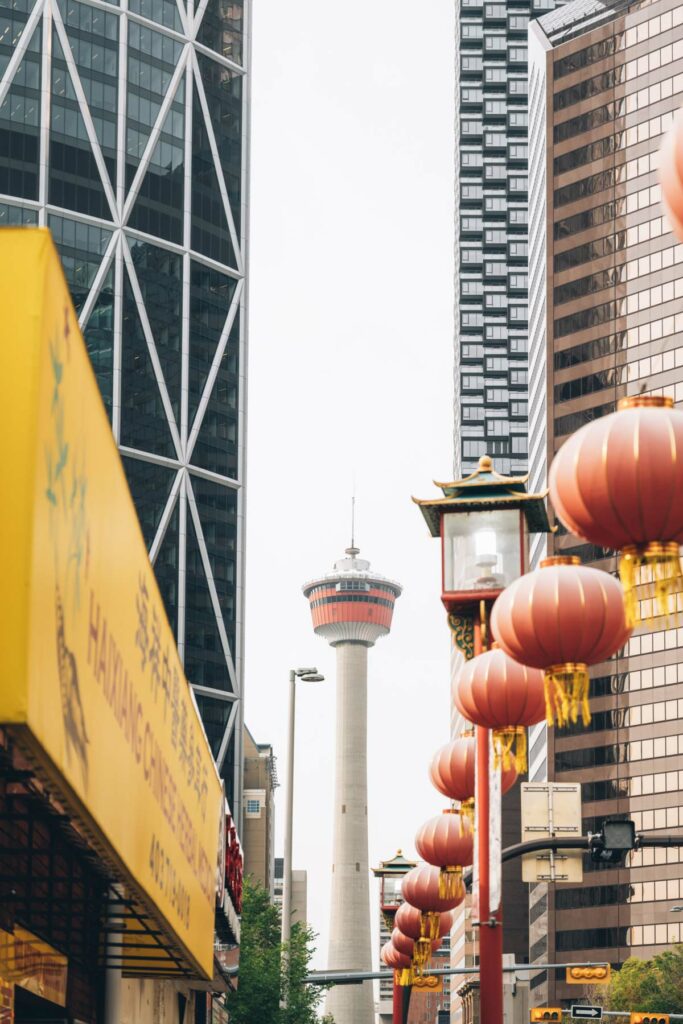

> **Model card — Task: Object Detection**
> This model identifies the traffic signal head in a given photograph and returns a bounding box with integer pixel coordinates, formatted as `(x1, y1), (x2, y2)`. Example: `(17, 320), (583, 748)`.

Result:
(630, 1015), (670, 1024)
(530, 1011), (562, 1022)
(566, 964), (611, 984)
(591, 818), (637, 864)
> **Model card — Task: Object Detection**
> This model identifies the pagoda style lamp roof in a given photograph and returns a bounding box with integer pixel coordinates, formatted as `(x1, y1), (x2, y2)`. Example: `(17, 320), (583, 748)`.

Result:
(412, 455), (551, 536)
(371, 850), (417, 878)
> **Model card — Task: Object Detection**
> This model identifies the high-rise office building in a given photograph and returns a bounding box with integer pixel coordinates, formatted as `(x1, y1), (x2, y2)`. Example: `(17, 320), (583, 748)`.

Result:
(454, 0), (565, 479)
(529, 0), (683, 1004)
(0, 0), (249, 820)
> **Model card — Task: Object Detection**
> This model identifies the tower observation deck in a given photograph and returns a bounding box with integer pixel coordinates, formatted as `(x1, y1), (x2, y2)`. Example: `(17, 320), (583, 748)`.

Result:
(303, 546), (401, 1024)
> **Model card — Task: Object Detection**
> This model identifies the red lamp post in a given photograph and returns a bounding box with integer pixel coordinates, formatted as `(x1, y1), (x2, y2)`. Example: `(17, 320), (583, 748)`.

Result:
(413, 455), (550, 1024)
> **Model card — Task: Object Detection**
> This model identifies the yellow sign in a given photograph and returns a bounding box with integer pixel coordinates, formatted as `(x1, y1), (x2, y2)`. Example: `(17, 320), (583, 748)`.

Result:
(411, 975), (443, 994)
(566, 964), (610, 985)
(0, 927), (67, 1006)
(0, 977), (13, 1024)
(0, 230), (222, 978)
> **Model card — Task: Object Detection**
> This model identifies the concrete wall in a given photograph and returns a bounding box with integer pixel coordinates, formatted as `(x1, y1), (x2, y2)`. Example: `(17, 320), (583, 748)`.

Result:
(120, 979), (198, 1024)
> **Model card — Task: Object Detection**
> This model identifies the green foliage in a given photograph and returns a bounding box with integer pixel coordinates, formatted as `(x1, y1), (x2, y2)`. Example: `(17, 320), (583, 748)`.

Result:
(227, 878), (334, 1024)
(600, 945), (683, 1014)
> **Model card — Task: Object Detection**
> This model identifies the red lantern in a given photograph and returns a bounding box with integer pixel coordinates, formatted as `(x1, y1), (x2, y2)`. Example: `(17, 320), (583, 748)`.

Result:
(381, 941), (411, 969)
(401, 864), (465, 943)
(394, 903), (453, 942)
(548, 394), (683, 626)
(429, 733), (518, 822)
(452, 645), (546, 772)
(391, 928), (442, 969)
(491, 557), (631, 727)
(380, 941), (413, 987)
(660, 109), (683, 242)
(415, 809), (473, 899)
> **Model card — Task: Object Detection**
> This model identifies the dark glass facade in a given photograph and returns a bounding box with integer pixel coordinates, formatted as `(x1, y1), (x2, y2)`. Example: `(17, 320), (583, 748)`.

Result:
(529, 0), (683, 1007)
(0, 0), (249, 820)
(454, 0), (565, 478)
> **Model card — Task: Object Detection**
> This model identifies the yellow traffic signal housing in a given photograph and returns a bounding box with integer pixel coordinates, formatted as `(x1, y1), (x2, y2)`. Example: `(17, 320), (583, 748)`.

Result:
(530, 1011), (562, 1022)
(630, 1015), (670, 1024)
(566, 964), (611, 984)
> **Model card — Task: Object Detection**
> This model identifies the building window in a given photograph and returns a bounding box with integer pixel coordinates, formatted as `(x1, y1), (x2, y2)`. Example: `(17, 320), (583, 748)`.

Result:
(246, 799), (261, 816)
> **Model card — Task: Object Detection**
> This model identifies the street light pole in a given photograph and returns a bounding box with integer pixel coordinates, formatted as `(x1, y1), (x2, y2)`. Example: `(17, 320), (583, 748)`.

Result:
(281, 669), (297, 951)
(413, 455), (551, 1024)
(473, 608), (504, 1024)
(281, 668), (324, 952)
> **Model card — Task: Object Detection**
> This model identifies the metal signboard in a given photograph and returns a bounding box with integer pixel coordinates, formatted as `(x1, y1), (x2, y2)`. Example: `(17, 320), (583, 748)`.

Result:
(521, 782), (583, 883)
(571, 1007), (602, 1020)
(0, 231), (223, 978)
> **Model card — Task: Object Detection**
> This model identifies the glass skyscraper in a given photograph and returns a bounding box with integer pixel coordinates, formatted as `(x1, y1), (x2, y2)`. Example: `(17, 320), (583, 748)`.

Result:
(0, 0), (249, 820)
(453, 0), (563, 478)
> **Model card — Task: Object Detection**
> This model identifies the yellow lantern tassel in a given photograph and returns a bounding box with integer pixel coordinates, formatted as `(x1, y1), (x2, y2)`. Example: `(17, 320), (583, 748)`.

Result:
(544, 664), (590, 728)
(621, 542), (682, 627)
(397, 967), (414, 987)
(459, 797), (475, 833)
(414, 937), (431, 969)
(439, 866), (463, 901)
(493, 726), (527, 774)
(420, 910), (440, 942)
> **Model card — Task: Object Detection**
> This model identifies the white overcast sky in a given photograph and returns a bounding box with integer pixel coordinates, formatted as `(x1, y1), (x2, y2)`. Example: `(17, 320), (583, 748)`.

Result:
(245, 0), (456, 970)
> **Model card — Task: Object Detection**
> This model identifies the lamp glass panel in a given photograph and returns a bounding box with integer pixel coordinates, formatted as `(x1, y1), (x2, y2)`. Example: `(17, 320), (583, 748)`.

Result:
(443, 508), (522, 593)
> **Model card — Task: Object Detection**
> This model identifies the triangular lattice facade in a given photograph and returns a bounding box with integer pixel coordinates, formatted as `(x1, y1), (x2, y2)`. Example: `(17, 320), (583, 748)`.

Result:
(0, 0), (249, 823)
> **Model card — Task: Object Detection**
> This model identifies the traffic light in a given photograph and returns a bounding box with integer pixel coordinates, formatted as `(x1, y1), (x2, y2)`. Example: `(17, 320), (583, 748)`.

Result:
(590, 818), (637, 864)
(566, 964), (611, 984)
(630, 1015), (670, 1024)
(530, 1011), (562, 1022)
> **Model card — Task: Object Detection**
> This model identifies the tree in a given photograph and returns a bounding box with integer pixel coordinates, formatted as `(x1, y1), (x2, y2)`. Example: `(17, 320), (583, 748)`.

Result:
(597, 945), (683, 1014)
(227, 878), (334, 1024)
(281, 921), (334, 1024)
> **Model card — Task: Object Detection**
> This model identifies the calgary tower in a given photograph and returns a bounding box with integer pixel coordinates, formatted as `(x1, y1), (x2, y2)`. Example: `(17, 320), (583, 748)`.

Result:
(303, 526), (401, 1024)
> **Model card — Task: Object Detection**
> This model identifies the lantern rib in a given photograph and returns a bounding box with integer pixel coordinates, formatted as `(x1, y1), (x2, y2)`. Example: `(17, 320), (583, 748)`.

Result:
(565, 434), (586, 539)
(519, 663), (533, 724)
(633, 407), (648, 544)
(483, 651), (495, 724)
(661, 413), (678, 540)
(603, 412), (635, 545)
(592, 573), (609, 664)
(576, 571), (589, 663)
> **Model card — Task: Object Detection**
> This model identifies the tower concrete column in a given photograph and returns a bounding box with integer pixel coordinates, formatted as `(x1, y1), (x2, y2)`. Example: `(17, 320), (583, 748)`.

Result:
(326, 641), (374, 1024)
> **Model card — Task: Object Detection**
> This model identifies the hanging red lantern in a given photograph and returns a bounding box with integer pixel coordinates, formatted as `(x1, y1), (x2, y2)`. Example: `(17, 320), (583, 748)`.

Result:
(381, 941), (412, 969)
(380, 940), (413, 987)
(401, 864), (465, 945)
(391, 928), (442, 970)
(429, 733), (518, 823)
(491, 557), (631, 727)
(548, 395), (683, 626)
(394, 903), (453, 942)
(452, 645), (546, 773)
(414, 809), (473, 900)
(660, 108), (683, 242)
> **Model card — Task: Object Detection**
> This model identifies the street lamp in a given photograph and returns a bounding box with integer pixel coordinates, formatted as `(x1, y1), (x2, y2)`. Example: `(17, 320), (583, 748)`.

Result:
(281, 667), (325, 950)
(413, 455), (550, 1024)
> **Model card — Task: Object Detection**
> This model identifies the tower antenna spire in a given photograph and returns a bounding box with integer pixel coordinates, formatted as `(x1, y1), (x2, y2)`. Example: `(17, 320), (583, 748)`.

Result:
(346, 491), (359, 558)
